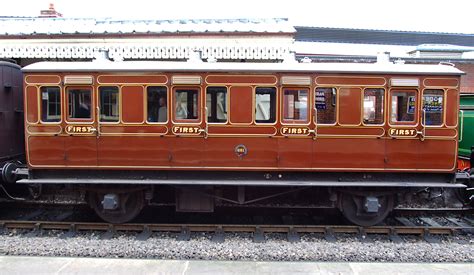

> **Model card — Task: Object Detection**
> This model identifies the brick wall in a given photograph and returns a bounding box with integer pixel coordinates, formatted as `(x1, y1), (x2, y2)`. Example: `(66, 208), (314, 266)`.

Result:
(455, 63), (474, 94)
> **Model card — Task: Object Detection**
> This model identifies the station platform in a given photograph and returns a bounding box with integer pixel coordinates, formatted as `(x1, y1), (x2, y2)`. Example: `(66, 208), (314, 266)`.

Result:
(0, 256), (471, 275)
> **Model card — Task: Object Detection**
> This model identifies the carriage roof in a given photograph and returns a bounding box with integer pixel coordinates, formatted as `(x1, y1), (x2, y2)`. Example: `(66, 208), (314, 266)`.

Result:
(0, 61), (21, 69)
(22, 60), (464, 76)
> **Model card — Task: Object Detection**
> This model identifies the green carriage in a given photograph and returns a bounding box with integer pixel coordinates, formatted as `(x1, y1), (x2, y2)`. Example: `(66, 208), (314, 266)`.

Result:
(459, 94), (474, 161)
(458, 94), (474, 205)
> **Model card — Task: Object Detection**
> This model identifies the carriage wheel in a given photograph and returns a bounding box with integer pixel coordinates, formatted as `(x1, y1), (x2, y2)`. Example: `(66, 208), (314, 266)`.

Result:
(454, 183), (474, 207)
(339, 192), (395, 226)
(88, 190), (145, 224)
(1, 162), (18, 183)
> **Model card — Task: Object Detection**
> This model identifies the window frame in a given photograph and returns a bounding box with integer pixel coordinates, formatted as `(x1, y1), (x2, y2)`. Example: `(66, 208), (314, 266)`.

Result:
(314, 86), (337, 126)
(281, 87), (310, 125)
(254, 86), (277, 125)
(98, 85), (120, 124)
(39, 86), (62, 124)
(206, 86), (229, 124)
(362, 88), (386, 126)
(172, 86), (202, 124)
(65, 86), (94, 124)
(388, 89), (419, 126)
(422, 88), (445, 127)
(146, 85), (169, 124)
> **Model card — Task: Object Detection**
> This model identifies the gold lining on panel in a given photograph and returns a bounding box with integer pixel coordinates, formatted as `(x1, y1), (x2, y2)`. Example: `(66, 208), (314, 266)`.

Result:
(423, 78), (459, 89)
(25, 75), (61, 85)
(315, 76), (387, 86)
(97, 74), (168, 85)
(205, 74), (278, 85)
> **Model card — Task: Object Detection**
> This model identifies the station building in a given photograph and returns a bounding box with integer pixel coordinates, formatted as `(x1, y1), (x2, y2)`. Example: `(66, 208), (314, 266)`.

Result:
(0, 4), (473, 93)
(295, 27), (474, 93)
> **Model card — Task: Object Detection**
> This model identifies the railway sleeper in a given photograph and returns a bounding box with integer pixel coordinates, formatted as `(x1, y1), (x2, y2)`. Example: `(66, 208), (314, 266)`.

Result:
(422, 228), (441, 244)
(211, 227), (225, 243)
(388, 228), (403, 243)
(60, 224), (77, 239)
(100, 224), (116, 240)
(136, 225), (152, 241)
(24, 222), (42, 237)
(177, 226), (191, 241)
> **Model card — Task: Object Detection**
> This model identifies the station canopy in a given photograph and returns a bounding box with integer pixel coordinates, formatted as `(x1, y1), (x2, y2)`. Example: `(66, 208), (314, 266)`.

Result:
(0, 18), (295, 62)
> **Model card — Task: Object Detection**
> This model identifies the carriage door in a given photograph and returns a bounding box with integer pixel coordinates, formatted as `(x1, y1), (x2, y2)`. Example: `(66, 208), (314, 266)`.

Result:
(385, 88), (420, 169)
(278, 80), (312, 168)
(170, 79), (204, 167)
(417, 87), (456, 170)
(64, 78), (98, 166)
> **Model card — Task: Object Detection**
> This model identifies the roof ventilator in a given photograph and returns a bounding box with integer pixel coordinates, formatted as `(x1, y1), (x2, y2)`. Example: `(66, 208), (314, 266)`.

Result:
(394, 59), (405, 64)
(300, 57), (312, 63)
(376, 52), (392, 64)
(93, 49), (111, 62)
(439, 61), (455, 67)
(283, 52), (298, 64)
(207, 56), (217, 63)
(188, 50), (204, 63)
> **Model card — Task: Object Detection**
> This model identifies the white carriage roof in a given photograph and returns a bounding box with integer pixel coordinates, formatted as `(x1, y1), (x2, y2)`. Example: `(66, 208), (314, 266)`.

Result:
(0, 61), (21, 69)
(412, 44), (474, 53)
(0, 18), (295, 36)
(22, 60), (464, 75)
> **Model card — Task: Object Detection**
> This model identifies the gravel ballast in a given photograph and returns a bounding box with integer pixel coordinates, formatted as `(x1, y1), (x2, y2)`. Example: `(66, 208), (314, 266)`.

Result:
(0, 231), (472, 262)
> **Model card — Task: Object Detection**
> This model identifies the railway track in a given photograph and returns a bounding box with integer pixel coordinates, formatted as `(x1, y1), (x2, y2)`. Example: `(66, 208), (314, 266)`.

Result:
(1, 199), (472, 243)
(1, 218), (472, 244)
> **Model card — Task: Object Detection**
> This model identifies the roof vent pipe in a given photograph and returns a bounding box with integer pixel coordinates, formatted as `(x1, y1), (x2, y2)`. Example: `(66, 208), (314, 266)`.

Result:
(207, 56), (217, 63)
(283, 52), (298, 64)
(439, 61), (455, 67)
(188, 49), (204, 63)
(394, 59), (405, 64)
(376, 52), (391, 64)
(93, 49), (111, 62)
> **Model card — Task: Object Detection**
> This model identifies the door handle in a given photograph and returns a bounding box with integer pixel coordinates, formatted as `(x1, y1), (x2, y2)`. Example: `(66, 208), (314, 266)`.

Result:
(201, 106), (209, 139)
(418, 109), (426, 141)
(96, 106), (101, 138)
(311, 108), (318, 140)
(199, 128), (208, 139)
(90, 127), (99, 138)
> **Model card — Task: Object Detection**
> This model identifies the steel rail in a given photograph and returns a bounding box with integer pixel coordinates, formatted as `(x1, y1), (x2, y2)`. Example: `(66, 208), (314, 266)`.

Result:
(0, 220), (471, 236)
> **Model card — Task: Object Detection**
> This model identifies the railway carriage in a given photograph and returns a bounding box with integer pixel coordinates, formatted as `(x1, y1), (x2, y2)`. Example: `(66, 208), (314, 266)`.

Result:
(458, 94), (474, 170)
(18, 57), (468, 225)
(457, 94), (474, 204)
(0, 61), (24, 184)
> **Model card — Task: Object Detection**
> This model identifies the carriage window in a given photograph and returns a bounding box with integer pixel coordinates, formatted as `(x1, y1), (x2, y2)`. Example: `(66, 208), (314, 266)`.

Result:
(206, 87), (227, 123)
(363, 88), (385, 125)
(315, 87), (337, 124)
(283, 89), (308, 123)
(174, 89), (199, 120)
(147, 86), (167, 123)
(99, 86), (119, 122)
(390, 91), (416, 123)
(423, 89), (444, 126)
(68, 88), (92, 120)
(40, 86), (61, 122)
(255, 87), (276, 123)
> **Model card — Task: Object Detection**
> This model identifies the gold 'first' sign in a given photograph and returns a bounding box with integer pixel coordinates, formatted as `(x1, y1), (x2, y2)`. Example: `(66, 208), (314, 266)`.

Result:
(66, 125), (94, 134)
(389, 128), (417, 137)
(281, 127), (310, 136)
(173, 126), (202, 135)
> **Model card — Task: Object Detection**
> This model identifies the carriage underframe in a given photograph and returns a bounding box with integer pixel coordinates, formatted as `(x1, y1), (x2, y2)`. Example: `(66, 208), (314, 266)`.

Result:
(8, 169), (467, 226)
